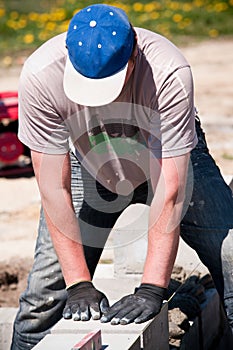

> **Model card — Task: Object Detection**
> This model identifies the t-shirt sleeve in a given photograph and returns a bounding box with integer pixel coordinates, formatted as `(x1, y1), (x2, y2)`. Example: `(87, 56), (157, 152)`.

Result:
(148, 66), (198, 158)
(18, 63), (70, 154)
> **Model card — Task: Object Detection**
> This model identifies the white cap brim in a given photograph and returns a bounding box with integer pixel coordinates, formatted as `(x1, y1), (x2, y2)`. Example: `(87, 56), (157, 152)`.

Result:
(63, 56), (128, 107)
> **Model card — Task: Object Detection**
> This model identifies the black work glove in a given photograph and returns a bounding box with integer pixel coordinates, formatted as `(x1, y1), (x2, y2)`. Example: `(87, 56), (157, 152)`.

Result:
(100, 283), (166, 325)
(63, 281), (109, 321)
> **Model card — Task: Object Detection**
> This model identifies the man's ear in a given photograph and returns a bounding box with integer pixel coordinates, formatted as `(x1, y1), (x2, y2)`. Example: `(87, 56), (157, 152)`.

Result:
(131, 30), (138, 59)
(133, 42), (138, 59)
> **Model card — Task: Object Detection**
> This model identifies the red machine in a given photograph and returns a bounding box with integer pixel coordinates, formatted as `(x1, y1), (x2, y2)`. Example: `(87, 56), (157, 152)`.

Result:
(0, 91), (33, 177)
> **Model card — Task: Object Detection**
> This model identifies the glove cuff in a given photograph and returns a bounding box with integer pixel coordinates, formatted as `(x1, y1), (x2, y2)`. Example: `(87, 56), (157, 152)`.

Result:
(136, 283), (167, 300)
(66, 280), (93, 291)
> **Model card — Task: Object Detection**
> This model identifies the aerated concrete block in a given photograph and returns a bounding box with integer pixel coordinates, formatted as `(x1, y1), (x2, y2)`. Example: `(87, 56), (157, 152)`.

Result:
(0, 307), (18, 350)
(52, 302), (169, 350)
(32, 333), (141, 350)
(52, 315), (149, 336)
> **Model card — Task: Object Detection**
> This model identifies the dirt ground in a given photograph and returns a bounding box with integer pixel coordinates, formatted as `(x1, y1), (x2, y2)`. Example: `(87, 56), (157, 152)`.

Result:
(0, 38), (232, 311)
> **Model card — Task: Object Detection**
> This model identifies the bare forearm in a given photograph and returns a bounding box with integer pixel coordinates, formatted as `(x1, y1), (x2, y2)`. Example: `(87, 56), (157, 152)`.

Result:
(32, 151), (91, 287)
(142, 226), (179, 287)
(44, 206), (91, 286)
(142, 197), (180, 288)
(144, 153), (190, 287)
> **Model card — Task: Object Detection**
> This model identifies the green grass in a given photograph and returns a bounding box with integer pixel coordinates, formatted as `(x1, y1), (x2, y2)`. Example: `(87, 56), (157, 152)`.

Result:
(0, 0), (233, 59)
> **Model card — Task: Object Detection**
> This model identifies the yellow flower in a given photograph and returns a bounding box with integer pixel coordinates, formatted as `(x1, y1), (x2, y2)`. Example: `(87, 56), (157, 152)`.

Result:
(133, 2), (144, 12)
(156, 23), (170, 36)
(178, 22), (186, 30)
(177, 18), (191, 29)
(116, 4), (130, 13)
(164, 10), (173, 18)
(173, 14), (183, 23)
(38, 31), (50, 41)
(184, 18), (192, 26)
(10, 11), (19, 20)
(18, 19), (27, 29)
(28, 12), (39, 21)
(182, 3), (192, 12)
(178, 18), (192, 29)
(153, 2), (162, 10)
(38, 13), (50, 23)
(50, 8), (66, 21)
(168, 1), (180, 11)
(214, 3), (228, 12)
(45, 22), (56, 31)
(138, 14), (148, 23)
(194, 0), (204, 7)
(37, 22), (44, 29)
(6, 20), (15, 29)
(150, 11), (160, 20)
(208, 29), (219, 37)
(58, 20), (70, 33)
(23, 33), (34, 44)
(0, 8), (5, 17)
(144, 3), (156, 13)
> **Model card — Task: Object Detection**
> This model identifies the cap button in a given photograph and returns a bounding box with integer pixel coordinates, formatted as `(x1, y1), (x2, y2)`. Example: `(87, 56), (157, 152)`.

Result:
(90, 20), (97, 27)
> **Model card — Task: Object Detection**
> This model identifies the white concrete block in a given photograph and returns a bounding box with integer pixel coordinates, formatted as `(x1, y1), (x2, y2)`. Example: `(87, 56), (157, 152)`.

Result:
(51, 316), (149, 336)
(32, 333), (141, 350)
(51, 302), (169, 350)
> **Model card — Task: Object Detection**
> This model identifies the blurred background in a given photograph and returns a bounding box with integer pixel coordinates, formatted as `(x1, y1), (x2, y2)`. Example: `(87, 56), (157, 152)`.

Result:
(0, 0), (233, 61)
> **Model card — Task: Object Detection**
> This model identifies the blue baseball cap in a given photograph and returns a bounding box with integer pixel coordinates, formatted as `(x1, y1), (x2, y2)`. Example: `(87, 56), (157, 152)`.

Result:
(63, 4), (135, 106)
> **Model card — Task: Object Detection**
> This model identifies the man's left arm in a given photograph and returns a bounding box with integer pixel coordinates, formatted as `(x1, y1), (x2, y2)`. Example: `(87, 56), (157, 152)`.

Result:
(101, 153), (190, 324)
(143, 153), (190, 287)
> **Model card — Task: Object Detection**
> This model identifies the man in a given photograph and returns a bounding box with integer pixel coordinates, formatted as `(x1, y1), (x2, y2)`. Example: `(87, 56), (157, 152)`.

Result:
(11, 4), (233, 349)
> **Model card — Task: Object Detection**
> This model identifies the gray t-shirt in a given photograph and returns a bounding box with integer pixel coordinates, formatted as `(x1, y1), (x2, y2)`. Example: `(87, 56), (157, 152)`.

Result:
(18, 27), (197, 193)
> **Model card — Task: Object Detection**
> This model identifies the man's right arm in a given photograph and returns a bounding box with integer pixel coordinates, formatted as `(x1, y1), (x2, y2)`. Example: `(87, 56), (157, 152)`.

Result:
(31, 150), (91, 286)
(31, 150), (109, 321)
